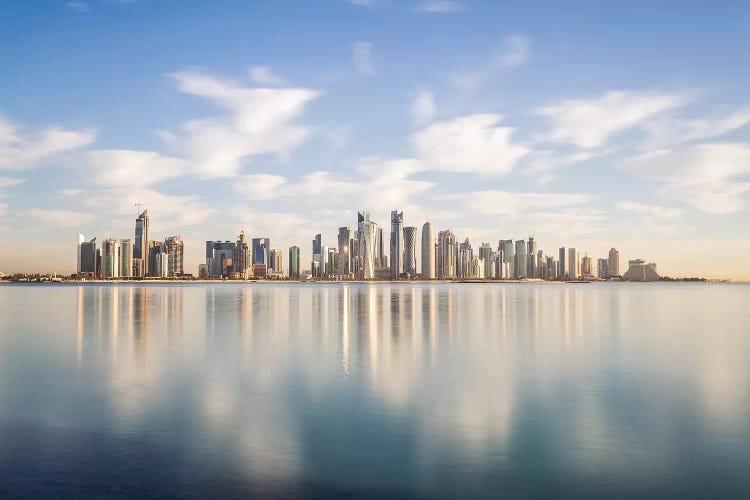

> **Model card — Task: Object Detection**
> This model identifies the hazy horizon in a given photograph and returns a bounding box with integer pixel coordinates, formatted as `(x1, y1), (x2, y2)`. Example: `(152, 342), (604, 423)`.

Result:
(1, 1), (749, 279)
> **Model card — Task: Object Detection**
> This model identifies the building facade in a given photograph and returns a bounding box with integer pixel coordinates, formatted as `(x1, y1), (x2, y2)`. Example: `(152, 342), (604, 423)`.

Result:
(421, 221), (435, 279)
(357, 212), (378, 279)
(437, 230), (456, 279)
(134, 210), (149, 276)
(403, 226), (417, 278)
(608, 248), (620, 277)
(390, 210), (404, 278)
(288, 246), (300, 278)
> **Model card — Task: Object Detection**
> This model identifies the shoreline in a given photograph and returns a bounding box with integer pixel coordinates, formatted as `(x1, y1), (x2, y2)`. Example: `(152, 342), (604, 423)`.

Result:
(1, 278), (729, 285)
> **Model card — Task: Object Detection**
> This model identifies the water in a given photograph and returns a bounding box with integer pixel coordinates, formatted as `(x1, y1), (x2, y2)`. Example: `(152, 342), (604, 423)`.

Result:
(0, 282), (748, 498)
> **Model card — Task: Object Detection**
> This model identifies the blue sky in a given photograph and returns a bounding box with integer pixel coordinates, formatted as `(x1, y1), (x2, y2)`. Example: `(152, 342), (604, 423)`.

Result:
(1, 0), (749, 278)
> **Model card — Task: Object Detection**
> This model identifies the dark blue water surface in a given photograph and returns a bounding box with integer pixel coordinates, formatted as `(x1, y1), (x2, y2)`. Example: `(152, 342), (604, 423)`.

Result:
(0, 282), (748, 498)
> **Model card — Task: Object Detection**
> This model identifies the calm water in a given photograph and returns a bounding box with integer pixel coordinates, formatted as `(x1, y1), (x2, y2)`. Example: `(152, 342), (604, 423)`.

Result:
(0, 283), (748, 498)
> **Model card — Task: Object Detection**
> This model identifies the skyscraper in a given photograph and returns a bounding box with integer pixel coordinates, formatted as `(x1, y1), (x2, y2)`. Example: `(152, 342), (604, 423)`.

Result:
(269, 249), (283, 275)
(165, 236), (184, 276)
(233, 232), (250, 279)
(390, 210), (404, 278)
(581, 255), (592, 277)
(558, 247), (567, 279)
(252, 237), (271, 271)
(479, 242), (494, 279)
(312, 233), (322, 278)
(206, 241), (235, 278)
(597, 258), (609, 279)
(608, 248), (620, 277)
(120, 239), (133, 278)
(527, 237), (537, 278)
(337, 227), (351, 276)
(457, 238), (473, 279)
(357, 211), (378, 280)
(567, 248), (579, 279)
(76, 233), (85, 274)
(421, 221), (435, 279)
(79, 237), (97, 276)
(288, 246), (300, 278)
(437, 230), (456, 279)
(515, 239), (527, 279)
(103, 238), (119, 279)
(403, 226), (417, 278)
(500, 240), (514, 279)
(376, 227), (386, 268)
(135, 210), (149, 276)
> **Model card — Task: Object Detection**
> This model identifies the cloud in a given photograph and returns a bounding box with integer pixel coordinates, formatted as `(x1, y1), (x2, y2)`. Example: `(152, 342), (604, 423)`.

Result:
(248, 65), (288, 86)
(234, 174), (288, 200)
(0, 177), (25, 188)
(0, 117), (95, 170)
(615, 201), (682, 218)
(465, 191), (596, 216)
(491, 35), (530, 68)
(325, 126), (352, 149)
(415, 1), (464, 13)
(411, 114), (529, 175)
(536, 90), (688, 149)
(642, 106), (750, 149)
(621, 142), (750, 214)
(524, 149), (614, 186)
(448, 35), (531, 91)
(87, 150), (187, 187)
(346, 0), (377, 6)
(411, 89), (436, 127)
(66, 2), (89, 12)
(23, 208), (93, 228)
(166, 69), (321, 178)
(353, 42), (375, 75)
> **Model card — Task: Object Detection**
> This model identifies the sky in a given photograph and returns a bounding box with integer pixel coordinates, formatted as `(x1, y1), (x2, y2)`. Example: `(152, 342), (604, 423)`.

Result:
(1, 0), (749, 279)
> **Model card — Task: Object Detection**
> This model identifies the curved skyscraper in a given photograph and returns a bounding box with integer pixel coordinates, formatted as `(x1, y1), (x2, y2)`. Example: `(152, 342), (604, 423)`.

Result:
(421, 222), (435, 279)
(357, 212), (377, 279)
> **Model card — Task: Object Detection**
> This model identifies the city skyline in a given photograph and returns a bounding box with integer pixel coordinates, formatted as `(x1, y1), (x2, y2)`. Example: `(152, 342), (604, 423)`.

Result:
(1, 2), (749, 279)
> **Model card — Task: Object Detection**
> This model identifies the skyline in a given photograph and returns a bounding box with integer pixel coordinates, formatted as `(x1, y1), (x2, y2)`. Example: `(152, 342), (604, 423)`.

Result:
(1, 1), (750, 279)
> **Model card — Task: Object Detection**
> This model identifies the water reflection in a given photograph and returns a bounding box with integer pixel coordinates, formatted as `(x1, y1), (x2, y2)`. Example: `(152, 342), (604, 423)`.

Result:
(0, 283), (749, 498)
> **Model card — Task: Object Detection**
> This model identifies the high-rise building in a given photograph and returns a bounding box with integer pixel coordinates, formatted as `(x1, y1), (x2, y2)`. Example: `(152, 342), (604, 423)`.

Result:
(623, 259), (660, 281)
(403, 226), (417, 278)
(165, 236), (184, 276)
(252, 237), (271, 271)
(558, 247), (567, 279)
(148, 241), (164, 277)
(390, 210), (404, 278)
(76, 233), (85, 274)
(135, 210), (149, 276)
(457, 238), (473, 279)
(479, 242), (494, 279)
(269, 249), (283, 275)
(325, 247), (337, 277)
(581, 255), (592, 277)
(437, 230), (456, 279)
(79, 237), (97, 276)
(514, 239), (527, 279)
(312, 233), (323, 278)
(120, 239), (133, 278)
(289, 246), (301, 278)
(567, 248), (579, 279)
(527, 237), (537, 278)
(500, 240), (514, 279)
(546, 256), (557, 279)
(597, 258), (609, 279)
(103, 238), (120, 279)
(337, 227), (351, 276)
(608, 248), (620, 277)
(234, 232), (250, 279)
(376, 227), (386, 268)
(206, 241), (235, 278)
(421, 221), (435, 279)
(350, 232), (360, 276)
(154, 246), (169, 278)
(357, 212), (378, 279)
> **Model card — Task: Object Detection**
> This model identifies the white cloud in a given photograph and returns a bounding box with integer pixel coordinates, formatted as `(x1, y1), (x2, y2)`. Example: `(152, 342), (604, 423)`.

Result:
(621, 142), (750, 214)
(0, 117), (95, 170)
(248, 65), (288, 86)
(411, 89), (436, 127)
(491, 35), (530, 68)
(415, 1), (464, 13)
(615, 201), (682, 218)
(325, 126), (352, 149)
(411, 114), (529, 175)
(167, 69), (321, 178)
(234, 174), (288, 200)
(87, 150), (187, 187)
(23, 208), (93, 228)
(353, 42), (375, 75)
(346, 0), (377, 6)
(66, 2), (89, 12)
(0, 177), (24, 188)
(466, 191), (596, 216)
(524, 149), (614, 186)
(642, 106), (750, 148)
(448, 35), (531, 91)
(536, 90), (688, 148)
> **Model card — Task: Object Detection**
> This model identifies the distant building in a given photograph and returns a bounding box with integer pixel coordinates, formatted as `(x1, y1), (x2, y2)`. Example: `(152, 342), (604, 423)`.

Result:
(337, 227), (351, 276)
(623, 259), (660, 281)
(76, 233), (85, 275)
(390, 210), (404, 278)
(206, 241), (235, 278)
(597, 258), (609, 279)
(500, 240), (514, 279)
(581, 255), (592, 277)
(79, 237), (97, 277)
(403, 226), (417, 278)
(148, 241), (165, 277)
(479, 242), (494, 279)
(437, 230), (456, 279)
(120, 239), (133, 278)
(312, 233), (323, 278)
(102, 238), (120, 279)
(234, 232), (250, 279)
(324, 247), (337, 277)
(608, 248), (620, 277)
(421, 221), (435, 279)
(567, 248), (579, 279)
(269, 248), (283, 275)
(288, 246), (301, 278)
(558, 247), (567, 279)
(165, 236), (184, 276)
(135, 210), (149, 276)
(457, 238), (473, 279)
(376, 227), (386, 268)
(514, 239), (527, 279)
(357, 212), (378, 280)
(252, 237), (270, 273)
(527, 237), (537, 278)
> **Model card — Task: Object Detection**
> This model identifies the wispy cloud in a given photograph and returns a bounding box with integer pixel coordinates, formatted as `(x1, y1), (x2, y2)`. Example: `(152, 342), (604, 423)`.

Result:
(411, 114), (529, 175)
(248, 65), (288, 86)
(448, 35), (531, 90)
(0, 117), (95, 171)
(411, 89), (436, 126)
(22, 208), (93, 228)
(0, 177), (25, 188)
(535, 90), (688, 149)
(615, 201), (682, 218)
(66, 2), (89, 12)
(415, 1), (464, 13)
(346, 0), (377, 7)
(353, 42), (375, 75)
